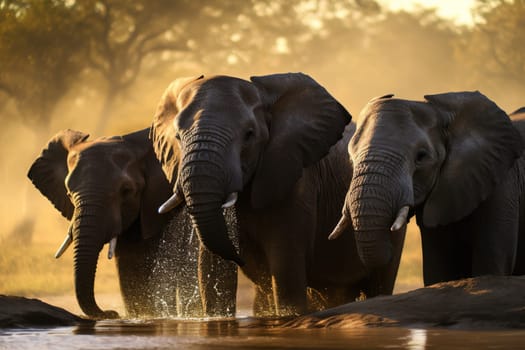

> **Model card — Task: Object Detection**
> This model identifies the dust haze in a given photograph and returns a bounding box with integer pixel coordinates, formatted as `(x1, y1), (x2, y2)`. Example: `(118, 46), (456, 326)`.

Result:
(0, 0), (523, 308)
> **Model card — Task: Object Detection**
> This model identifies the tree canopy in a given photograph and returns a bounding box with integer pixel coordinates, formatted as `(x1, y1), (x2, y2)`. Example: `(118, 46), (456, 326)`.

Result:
(0, 0), (89, 128)
(0, 0), (524, 132)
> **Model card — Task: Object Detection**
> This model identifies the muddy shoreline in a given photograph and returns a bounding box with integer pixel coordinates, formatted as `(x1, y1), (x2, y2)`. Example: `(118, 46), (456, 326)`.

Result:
(286, 276), (525, 329)
(3, 276), (524, 330)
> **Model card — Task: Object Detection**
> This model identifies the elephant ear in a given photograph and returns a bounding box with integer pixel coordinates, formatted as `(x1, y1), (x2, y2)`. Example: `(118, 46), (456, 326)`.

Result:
(27, 129), (90, 219)
(422, 91), (523, 227)
(250, 72), (352, 208)
(150, 75), (204, 185)
(510, 106), (525, 116)
(123, 128), (174, 239)
(368, 94), (394, 103)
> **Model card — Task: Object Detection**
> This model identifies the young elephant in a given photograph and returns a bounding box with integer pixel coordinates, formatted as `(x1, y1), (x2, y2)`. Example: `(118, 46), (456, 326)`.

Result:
(151, 73), (406, 316)
(330, 91), (525, 286)
(28, 128), (235, 319)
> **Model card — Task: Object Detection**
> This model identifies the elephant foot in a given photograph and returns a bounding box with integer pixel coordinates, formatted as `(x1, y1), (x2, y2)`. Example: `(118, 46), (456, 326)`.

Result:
(90, 310), (119, 320)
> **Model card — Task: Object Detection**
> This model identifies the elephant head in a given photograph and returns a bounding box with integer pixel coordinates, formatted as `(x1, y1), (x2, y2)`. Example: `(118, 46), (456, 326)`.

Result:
(151, 73), (351, 265)
(28, 128), (172, 318)
(330, 91), (523, 270)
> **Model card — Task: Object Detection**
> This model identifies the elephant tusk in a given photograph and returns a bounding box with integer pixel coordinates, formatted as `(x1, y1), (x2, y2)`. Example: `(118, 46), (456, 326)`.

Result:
(54, 226), (73, 259)
(391, 206), (410, 232)
(221, 192), (238, 209)
(158, 190), (184, 214)
(108, 237), (117, 259)
(328, 214), (351, 240)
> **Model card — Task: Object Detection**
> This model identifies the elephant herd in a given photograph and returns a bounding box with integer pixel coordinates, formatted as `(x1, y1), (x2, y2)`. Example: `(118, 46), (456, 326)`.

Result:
(28, 73), (525, 319)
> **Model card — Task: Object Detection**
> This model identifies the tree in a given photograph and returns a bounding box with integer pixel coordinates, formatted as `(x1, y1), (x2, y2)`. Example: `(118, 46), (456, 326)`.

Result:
(457, 0), (525, 107)
(0, 0), (89, 131)
(76, 0), (258, 134)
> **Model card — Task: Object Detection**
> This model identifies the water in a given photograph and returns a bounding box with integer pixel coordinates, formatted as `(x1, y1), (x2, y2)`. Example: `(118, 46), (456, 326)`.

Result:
(2, 318), (525, 350)
(5, 211), (524, 349)
(146, 206), (240, 318)
(148, 206), (202, 317)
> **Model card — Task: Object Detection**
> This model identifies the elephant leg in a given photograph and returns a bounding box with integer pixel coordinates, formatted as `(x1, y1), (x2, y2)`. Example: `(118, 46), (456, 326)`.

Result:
(253, 283), (276, 317)
(265, 205), (312, 315)
(470, 179), (519, 276)
(115, 233), (159, 317)
(253, 279), (275, 316)
(198, 244), (237, 317)
(306, 287), (333, 311)
(173, 236), (202, 318)
(267, 240), (308, 316)
(420, 225), (469, 285)
(311, 284), (365, 310)
(513, 196), (525, 275)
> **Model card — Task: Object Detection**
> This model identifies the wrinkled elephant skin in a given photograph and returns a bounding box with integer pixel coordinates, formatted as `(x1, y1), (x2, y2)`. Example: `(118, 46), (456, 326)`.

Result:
(151, 73), (406, 316)
(339, 91), (525, 286)
(28, 128), (236, 319)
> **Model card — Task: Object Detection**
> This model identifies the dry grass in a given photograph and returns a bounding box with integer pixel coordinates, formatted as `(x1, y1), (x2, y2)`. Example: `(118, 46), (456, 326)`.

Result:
(0, 220), (423, 299)
(0, 237), (120, 297)
(395, 221), (424, 293)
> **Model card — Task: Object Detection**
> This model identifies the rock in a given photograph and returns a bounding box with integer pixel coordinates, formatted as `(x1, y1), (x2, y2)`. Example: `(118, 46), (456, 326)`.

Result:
(0, 295), (93, 328)
(286, 276), (525, 329)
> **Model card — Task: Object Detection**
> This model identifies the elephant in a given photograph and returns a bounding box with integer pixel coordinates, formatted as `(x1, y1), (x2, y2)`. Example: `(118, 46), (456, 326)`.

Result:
(150, 72), (406, 316)
(28, 128), (236, 319)
(509, 106), (525, 276)
(329, 91), (525, 286)
(510, 106), (525, 139)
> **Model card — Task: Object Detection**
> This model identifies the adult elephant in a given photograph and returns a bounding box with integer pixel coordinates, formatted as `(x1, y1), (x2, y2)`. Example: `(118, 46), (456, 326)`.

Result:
(510, 106), (525, 276)
(510, 106), (525, 137)
(330, 91), (525, 286)
(151, 73), (405, 316)
(28, 128), (236, 319)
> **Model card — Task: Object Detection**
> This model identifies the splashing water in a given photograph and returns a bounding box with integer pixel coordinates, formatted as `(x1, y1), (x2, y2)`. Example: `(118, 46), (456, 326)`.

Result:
(147, 206), (240, 318)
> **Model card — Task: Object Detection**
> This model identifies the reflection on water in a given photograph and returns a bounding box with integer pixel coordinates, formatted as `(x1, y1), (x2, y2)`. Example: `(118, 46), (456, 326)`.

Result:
(2, 317), (525, 350)
(406, 329), (427, 350)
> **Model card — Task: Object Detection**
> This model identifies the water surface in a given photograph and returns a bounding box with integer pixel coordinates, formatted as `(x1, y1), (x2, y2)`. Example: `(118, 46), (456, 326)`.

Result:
(2, 317), (525, 350)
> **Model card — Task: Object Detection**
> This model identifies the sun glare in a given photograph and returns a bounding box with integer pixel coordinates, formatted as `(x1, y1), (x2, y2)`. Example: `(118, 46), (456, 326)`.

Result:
(378, 0), (477, 25)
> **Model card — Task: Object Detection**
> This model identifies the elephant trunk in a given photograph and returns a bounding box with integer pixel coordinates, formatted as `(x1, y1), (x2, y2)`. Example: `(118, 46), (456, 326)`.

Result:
(71, 203), (118, 318)
(349, 149), (412, 270)
(180, 126), (243, 266)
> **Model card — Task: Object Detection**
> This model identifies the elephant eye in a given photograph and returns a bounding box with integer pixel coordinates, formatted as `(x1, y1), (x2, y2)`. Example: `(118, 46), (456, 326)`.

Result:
(415, 149), (430, 165)
(244, 128), (254, 143)
(121, 185), (134, 197)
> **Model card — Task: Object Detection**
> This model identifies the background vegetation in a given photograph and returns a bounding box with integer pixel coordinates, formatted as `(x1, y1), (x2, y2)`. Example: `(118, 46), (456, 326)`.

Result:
(0, 0), (523, 314)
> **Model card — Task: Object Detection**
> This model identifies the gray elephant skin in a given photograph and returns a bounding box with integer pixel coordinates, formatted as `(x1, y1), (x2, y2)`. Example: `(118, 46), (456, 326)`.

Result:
(151, 73), (406, 316)
(509, 106), (525, 276)
(27, 128), (234, 319)
(331, 91), (525, 286)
